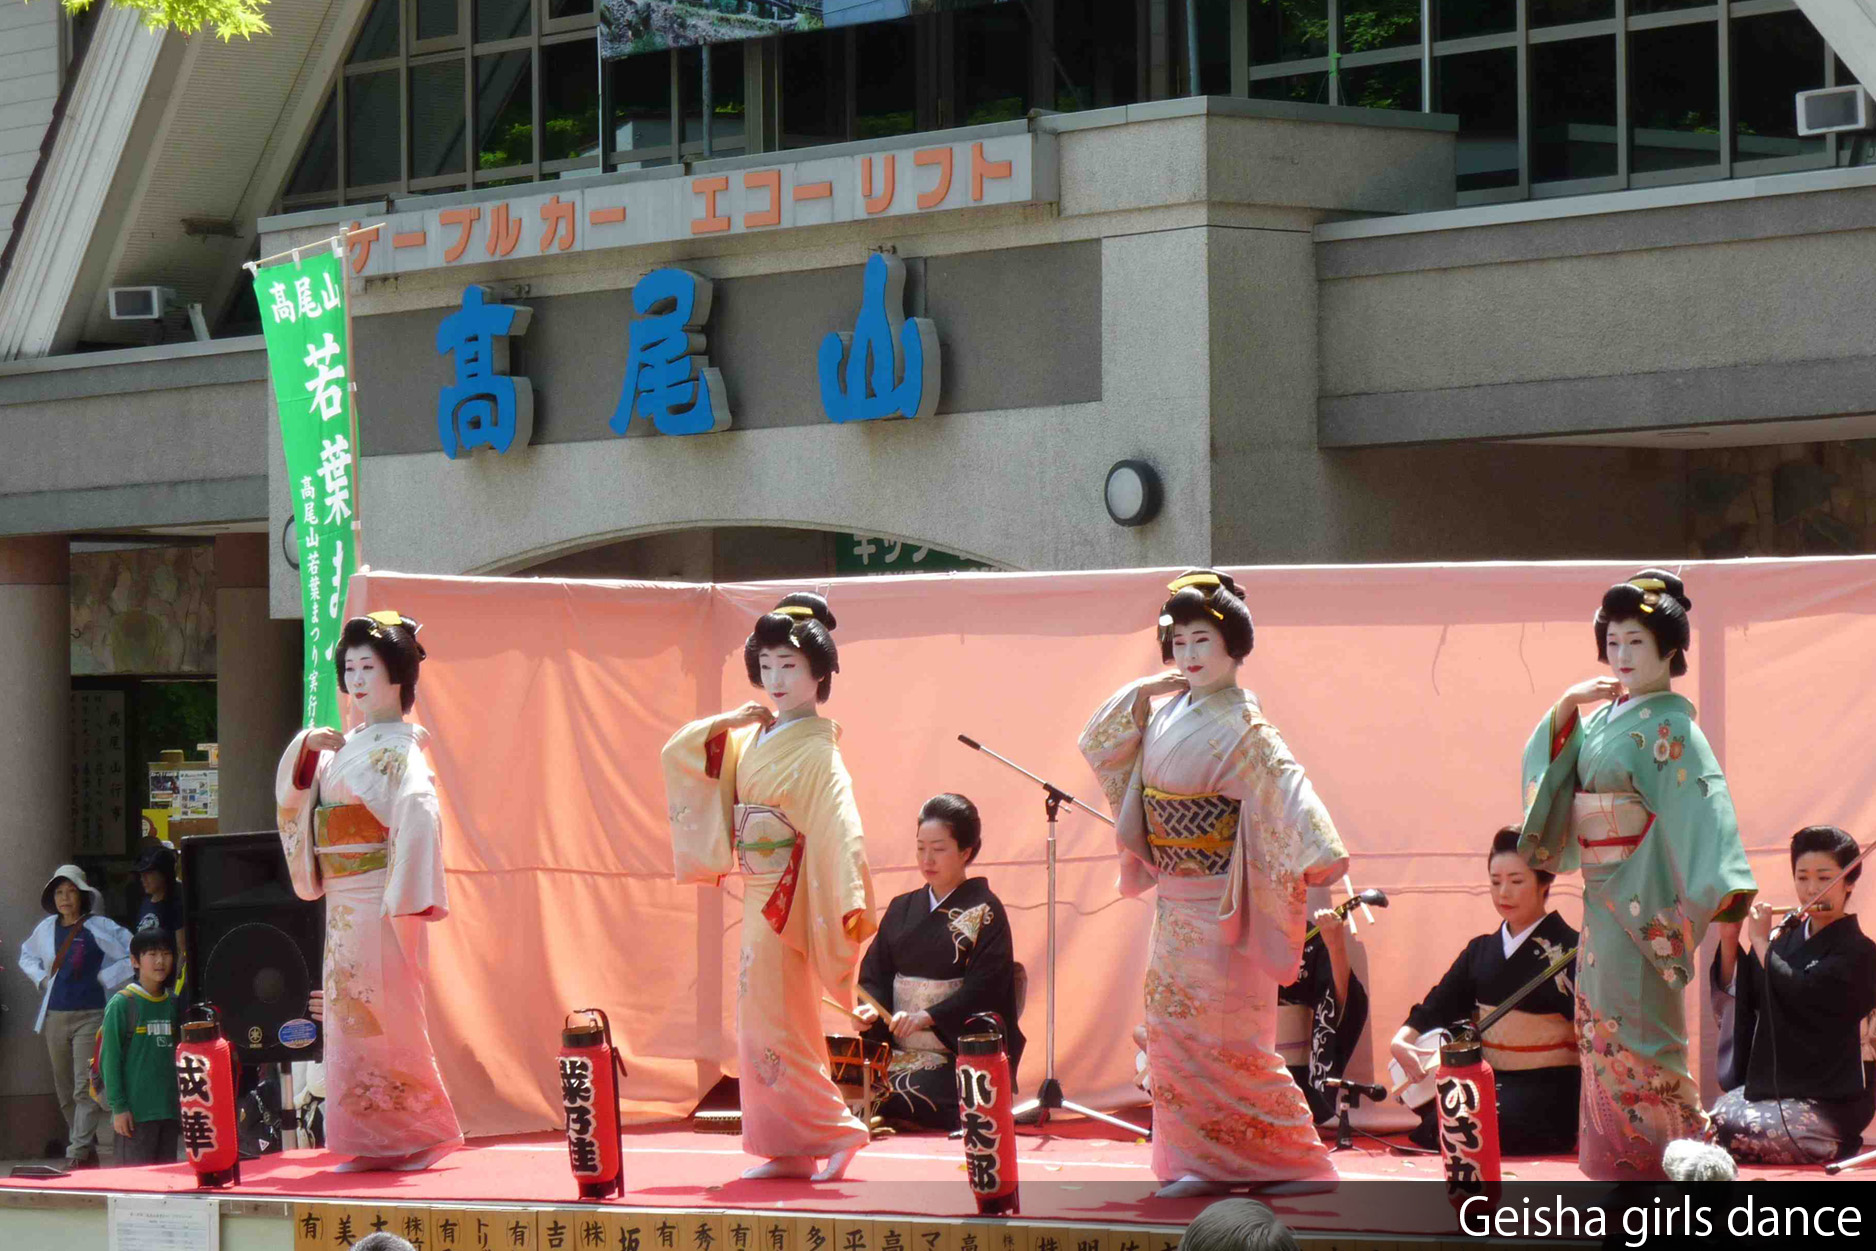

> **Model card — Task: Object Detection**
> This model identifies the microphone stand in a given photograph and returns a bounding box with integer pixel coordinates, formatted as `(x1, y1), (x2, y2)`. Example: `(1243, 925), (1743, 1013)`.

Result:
(957, 734), (1150, 1137)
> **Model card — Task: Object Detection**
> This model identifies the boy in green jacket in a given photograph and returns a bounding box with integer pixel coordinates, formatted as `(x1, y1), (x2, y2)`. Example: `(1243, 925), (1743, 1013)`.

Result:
(103, 930), (180, 1165)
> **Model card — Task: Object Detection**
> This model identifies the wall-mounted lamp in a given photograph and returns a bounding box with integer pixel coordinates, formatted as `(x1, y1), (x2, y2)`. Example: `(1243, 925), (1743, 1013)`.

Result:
(1104, 459), (1163, 528)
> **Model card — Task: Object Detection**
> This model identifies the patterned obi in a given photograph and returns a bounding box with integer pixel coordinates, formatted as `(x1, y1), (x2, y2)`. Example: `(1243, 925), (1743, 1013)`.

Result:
(1142, 786), (1239, 878)
(732, 804), (799, 877)
(1477, 1004), (1578, 1072)
(1276, 1002), (1314, 1067)
(891, 973), (963, 1055)
(315, 803), (388, 878)
(1570, 791), (1651, 866)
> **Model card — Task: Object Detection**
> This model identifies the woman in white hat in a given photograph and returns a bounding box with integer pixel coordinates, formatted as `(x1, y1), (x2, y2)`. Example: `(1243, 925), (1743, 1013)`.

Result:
(17, 865), (133, 1168)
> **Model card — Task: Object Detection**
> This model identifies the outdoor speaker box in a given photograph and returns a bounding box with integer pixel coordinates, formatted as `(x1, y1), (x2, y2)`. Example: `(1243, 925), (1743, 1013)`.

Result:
(181, 831), (325, 1066)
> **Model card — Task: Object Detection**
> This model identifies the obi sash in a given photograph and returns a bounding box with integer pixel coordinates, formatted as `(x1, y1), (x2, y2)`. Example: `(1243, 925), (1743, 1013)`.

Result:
(1570, 791), (1651, 866)
(315, 803), (388, 877)
(1276, 1001), (1314, 1067)
(1477, 1004), (1578, 1072)
(891, 973), (963, 1054)
(1141, 786), (1239, 878)
(734, 803), (805, 935)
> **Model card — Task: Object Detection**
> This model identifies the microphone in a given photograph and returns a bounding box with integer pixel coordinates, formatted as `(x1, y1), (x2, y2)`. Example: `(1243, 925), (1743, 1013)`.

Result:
(958, 735), (982, 751)
(1320, 1077), (1387, 1101)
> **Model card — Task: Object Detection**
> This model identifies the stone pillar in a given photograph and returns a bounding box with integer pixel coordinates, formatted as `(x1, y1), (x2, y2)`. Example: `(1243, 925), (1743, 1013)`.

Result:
(0, 537), (69, 1158)
(215, 533), (300, 833)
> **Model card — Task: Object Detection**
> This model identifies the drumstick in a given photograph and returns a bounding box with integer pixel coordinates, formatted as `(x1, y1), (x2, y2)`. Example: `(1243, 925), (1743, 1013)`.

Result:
(821, 995), (865, 1019)
(821, 988), (895, 1021)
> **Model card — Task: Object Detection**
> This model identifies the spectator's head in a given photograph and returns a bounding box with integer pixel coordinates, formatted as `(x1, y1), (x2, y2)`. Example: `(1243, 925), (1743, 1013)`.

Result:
(335, 612), (426, 715)
(40, 864), (100, 920)
(916, 793), (983, 895)
(351, 1235), (417, 1251)
(1488, 826), (1553, 932)
(129, 930), (175, 989)
(134, 843), (176, 901)
(1791, 824), (1862, 927)
(1181, 1198), (1300, 1251)
(1662, 1139), (1737, 1181)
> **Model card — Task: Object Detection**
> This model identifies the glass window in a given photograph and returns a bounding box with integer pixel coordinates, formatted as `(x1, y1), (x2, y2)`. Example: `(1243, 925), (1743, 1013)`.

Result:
(1434, 0), (1514, 42)
(1054, 0), (1140, 110)
(708, 41), (745, 150)
(1343, 59), (1419, 110)
(348, 0), (399, 63)
(855, 21), (915, 140)
(1630, 23), (1719, 173)
(1528, 0), (1611, 25)
(610, 49), (672, 158)
(286, 91), (339, 196)
(415, 0), (458, 43)
(1436, 46), (1518, 191)
(1249, 70), (1330, 103)
(546, 0), (590, 18)
(955, 4), (1030, 125)
(1198, 0), (1232, 94)
(1248, 0), (1328, 66)
(345, 69), (402, 186)
(542, 38), (598, 162)
(410, 60), (466, 177)
(1343, 0), (1419, 55)
(477, 0), (530, 44)
(1733, 11), (1825, 165)
(781, 29), (846, 148)
(1628, 0), (1710, 14)
(476, 49), (533, 170)
(1530, 36), (1616, 181)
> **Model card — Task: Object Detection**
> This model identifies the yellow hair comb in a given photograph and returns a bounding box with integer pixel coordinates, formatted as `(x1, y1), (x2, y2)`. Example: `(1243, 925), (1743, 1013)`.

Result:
(1627, 577), (1667, 614)
(1166, 573), (1221, 593)
(773, 605), (815, 620)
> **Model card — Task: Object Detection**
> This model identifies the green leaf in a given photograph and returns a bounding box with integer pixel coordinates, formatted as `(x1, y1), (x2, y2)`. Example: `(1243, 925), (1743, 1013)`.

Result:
(58, 0), (272, 40)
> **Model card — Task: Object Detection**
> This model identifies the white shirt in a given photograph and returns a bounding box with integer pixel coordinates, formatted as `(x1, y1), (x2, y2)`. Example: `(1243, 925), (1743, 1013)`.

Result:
(1501, 916), (1545, 960)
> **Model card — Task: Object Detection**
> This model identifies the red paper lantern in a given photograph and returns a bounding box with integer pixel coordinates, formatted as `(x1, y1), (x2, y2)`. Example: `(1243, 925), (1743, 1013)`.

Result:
(559, 1008), (626, 1200)
(176, 1006), (241, 1188)
(957, 1013), (1020, 1216)
(1435, 1027), (1501, 1204)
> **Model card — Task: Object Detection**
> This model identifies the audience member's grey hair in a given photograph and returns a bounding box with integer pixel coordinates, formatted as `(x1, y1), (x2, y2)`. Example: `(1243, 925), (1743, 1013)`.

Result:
(1181, 1198), (1300, 1251)
(351, 1235), (417, 1251)
(1662, 1139), (1738, 1181)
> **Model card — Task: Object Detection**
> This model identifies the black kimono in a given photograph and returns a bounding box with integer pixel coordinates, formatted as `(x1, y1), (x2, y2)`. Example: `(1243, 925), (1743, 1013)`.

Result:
(857, 877), (1026, 1130)
(1276, 933), (1369, 1123)
(1404, 910), (1580, 1155)
(1709, 914), (1876, 1163)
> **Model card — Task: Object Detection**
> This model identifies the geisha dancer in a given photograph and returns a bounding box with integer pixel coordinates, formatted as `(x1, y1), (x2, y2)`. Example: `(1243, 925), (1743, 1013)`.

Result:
(662, 593), (876, 1182)
(855, 792), (1026, 1130)
(1518, 569), (1755, 1180)
(275, 612), (463, 1172)
(1080, 570), (1348, 1197)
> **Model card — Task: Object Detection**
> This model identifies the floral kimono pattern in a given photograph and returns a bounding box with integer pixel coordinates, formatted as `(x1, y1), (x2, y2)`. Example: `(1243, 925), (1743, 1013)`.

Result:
(1082, 679), (1348, 1183)
(664, 713), (876, 1160)
(1519, 692), (1754, 1179)
(276, 721), (463, 1161)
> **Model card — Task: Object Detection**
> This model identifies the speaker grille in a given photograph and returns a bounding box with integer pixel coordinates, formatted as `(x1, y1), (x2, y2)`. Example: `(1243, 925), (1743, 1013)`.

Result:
(201, 919), (316, 1057)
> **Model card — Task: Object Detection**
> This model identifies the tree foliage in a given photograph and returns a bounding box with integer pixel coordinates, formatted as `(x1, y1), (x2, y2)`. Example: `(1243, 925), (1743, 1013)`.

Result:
(59, 0), (271, 41)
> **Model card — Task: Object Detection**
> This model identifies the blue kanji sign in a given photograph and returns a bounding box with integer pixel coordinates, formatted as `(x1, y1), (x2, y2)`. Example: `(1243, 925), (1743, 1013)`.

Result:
(611, 267), (733, 437)
(817, 252), (941, 424)
(436, 284), (534, 458)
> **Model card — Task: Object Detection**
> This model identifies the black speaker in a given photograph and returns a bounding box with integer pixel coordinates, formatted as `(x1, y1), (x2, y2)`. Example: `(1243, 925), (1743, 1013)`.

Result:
(181, 831), (324, 1065)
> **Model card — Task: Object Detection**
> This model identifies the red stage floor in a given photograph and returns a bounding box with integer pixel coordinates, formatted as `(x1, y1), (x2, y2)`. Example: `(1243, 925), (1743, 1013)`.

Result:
(0, 1120), (1848, 1234)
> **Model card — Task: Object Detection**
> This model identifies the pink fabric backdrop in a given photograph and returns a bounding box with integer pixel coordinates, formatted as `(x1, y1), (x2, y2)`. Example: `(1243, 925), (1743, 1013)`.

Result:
(353, 559), (1876, 1137)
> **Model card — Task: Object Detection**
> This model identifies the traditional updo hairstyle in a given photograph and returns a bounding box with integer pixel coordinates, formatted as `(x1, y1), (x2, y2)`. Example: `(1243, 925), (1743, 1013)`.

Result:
(334, 611), (427, 713)
(1489, 824), (1554, 892)
(1790, 824), (1862, 886)
(1594, 568), (1692, 678)
(1157, 569), (1254, 662)
(918, 793), (983, 865)
(743, 592), (839, 702)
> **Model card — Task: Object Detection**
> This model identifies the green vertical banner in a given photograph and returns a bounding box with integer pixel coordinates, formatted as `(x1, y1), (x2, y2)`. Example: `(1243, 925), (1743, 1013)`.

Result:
(253, 244), (359, 731)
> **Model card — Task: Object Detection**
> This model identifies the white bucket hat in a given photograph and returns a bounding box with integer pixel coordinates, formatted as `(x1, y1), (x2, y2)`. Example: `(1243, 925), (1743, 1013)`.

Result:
(40, 864), (104, 915)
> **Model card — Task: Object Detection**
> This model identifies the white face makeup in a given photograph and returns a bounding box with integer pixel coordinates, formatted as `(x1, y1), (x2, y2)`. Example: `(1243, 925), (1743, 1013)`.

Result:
(343, 644), (404, 721)
(1169, 618), (1237, 693)
(1605, 618), (1672, 694)
(1794, 850), (1855, 927)
(757, 644), (818, 716)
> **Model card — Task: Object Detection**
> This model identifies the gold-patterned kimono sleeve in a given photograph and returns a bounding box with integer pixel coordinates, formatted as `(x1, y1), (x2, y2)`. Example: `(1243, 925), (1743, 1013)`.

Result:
(662, 712), (748, 886)
(274, 728), (324, 903)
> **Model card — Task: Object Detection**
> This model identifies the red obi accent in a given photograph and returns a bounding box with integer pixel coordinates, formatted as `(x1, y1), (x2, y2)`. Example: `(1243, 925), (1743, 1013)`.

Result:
(1580, 811), (1654, 849)
(761, 833), (806, 935)
(704, 730), (728, 781)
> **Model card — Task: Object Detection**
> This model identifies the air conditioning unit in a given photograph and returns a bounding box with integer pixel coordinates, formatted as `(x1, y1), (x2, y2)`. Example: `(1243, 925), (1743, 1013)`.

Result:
(108, 286), (182, 321)
(1797, 85), (1873, 136)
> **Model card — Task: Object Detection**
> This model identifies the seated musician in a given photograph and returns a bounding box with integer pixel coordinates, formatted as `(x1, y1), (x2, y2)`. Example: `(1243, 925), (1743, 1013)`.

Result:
(1390, 826), (1579, 1154)
(1709, 824), (1876, 1164)
(1278, 907), (1369, 1124)
(855, 794), (1025, 1130)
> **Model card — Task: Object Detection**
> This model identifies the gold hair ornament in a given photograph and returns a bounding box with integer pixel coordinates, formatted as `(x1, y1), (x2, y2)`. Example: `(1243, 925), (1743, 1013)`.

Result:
(1164, 573), (1227, 622)
(365, 610), (420, 638)
(1627, 577), (1668, 615)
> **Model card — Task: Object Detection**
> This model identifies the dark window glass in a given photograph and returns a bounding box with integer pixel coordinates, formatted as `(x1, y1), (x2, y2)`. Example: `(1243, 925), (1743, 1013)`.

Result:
(1436, 47), (1519, 191)
(781, 29), (846, 148)
(410, 60), (467, 177)
(855, 21), (915, 140)
(345, 69), (402, 186)
(1630, 23), (1719, 173)
(1734, 11), (1825, 164)
(1529, 0), (1611, 25)
(1343, 58), (1419, 110)
(1248, 0), (1327, 65)
(1343, 0), (1419, 54)
(1839, 57), (1861, 87)
(1434, 0), (1514, 41)
(955, 4), (1030, 125)
(610, 49), (672, 159)
(287, 91), (339, 196)
(348, 0), (399, 63)
(1054, 0), (1140, 110)
(477, 0), (530, 44)
(679, 42), (744, 151)
(415, 0), (458, 43)
(542, 38), (598, 161)
(476, 49), (534, 170)
(1629, 0), (1709, 14)
(1198, 0), (1232, 94)
(1530, 36), (1616, 181)
(547, 0), (591, 18)
(1249, 70), (1329, 103)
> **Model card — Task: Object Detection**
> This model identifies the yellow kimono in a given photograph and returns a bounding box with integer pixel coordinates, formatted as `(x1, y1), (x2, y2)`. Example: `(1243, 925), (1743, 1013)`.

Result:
(664, 713), (876, 1159)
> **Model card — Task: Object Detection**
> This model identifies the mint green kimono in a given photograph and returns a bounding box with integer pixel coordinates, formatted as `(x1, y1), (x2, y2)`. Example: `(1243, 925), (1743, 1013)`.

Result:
(1519, 692), (1755, 1180)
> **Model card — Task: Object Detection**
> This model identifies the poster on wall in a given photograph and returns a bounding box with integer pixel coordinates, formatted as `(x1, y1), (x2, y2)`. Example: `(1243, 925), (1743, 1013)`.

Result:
(70, 690), (128, 855)
(599, 0), (1006, 58)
